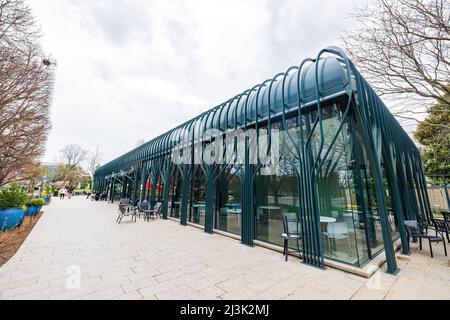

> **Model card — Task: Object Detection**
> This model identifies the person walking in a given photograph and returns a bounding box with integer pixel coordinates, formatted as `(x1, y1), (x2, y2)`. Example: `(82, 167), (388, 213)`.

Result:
(59, 188), (66, 200)
(68, 187), (74, 199)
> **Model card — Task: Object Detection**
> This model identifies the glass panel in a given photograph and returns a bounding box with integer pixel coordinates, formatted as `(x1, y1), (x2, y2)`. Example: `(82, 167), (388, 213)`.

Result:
(309, 104), (363, 266)
(256, 120), (300, 247)
(169, 170), (182, 219)
(354, 126), (384, 257)
(189, 166), (206, 226)
(256, 160), (300, 246)
(113, 183), (121, 201)
(216, 166), (242, 235)
(383, 167), (400, 241)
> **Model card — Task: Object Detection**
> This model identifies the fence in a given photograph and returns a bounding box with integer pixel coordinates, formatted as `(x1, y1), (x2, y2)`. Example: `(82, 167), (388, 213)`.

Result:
(426, 174), (450, 211)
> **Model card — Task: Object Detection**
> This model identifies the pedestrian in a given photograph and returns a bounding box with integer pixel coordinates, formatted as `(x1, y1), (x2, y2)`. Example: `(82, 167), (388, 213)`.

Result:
(59, 188), (66, 200)
(68, 188), (73, 199)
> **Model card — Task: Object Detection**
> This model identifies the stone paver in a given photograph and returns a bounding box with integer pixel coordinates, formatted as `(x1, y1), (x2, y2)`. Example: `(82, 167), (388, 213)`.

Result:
(0, 198), (448, 300)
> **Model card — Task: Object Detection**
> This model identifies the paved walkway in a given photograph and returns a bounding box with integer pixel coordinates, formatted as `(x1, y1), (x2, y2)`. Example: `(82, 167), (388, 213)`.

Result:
(0, 198), (448, 300)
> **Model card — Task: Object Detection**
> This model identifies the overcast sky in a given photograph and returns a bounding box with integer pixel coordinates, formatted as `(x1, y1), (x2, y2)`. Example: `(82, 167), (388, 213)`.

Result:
(29, 0), (370, 166)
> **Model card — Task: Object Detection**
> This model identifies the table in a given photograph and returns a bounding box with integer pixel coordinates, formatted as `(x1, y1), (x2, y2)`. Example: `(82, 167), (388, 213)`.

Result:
(258, 206), (281, 220)
(192, 204), (206, 224)
(258, 206), (282, 243)
(226, 209), (241, 233)
(319, 216), (337, 251)
(170, 201), (182, 218)
(341, 213), (353, 218)
(320, 216), (337, 223)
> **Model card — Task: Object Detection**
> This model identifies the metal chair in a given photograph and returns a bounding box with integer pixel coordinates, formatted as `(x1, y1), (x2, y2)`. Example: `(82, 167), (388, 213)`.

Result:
(137, 200), (149, 219)
(431, 218), (449, 243)
(279, 212), (302, 262)
(331, 211), (340, 219)
(442, 211), (450, 231)
(404, 220), (447, 258)
(416, 215), (432, 232)
(323, 222), (351, 255)
(120, 198), (130, 206)
(143, 202), (163, 222)
(117, 203), (137, 224)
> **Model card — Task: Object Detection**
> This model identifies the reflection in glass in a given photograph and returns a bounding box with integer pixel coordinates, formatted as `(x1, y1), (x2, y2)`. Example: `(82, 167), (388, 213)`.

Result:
(216, 166), (242, 235)
(309, 104), (368, 266)
(168, 170), (182, 219)
(189, 166), (206, 226)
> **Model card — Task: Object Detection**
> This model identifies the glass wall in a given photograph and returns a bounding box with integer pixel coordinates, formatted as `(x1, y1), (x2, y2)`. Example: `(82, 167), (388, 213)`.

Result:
(155, 175), (164, 203)
(255, 159), (300, 246)
(305, 104), (368, 265)
(252, 105), (374, 266)
(256, 120), (300, 247)
(189, 166), (206, 226)
(113, 183), (122, 201)
(216, 166), (242, 235)
(168, 170), (182, 219)
(383, 167), (400, 242)
(110, 99), (408, 268)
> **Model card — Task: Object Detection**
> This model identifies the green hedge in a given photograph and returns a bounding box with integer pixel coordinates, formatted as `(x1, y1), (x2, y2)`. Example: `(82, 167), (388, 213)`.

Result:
(0, 184), (28, 209)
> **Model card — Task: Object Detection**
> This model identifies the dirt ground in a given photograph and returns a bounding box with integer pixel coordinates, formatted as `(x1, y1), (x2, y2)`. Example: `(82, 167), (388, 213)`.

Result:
(0, 212), (43, 268)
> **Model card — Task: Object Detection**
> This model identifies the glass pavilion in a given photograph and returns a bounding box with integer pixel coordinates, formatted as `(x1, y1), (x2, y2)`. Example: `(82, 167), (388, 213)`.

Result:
(94, 47), (431, 273)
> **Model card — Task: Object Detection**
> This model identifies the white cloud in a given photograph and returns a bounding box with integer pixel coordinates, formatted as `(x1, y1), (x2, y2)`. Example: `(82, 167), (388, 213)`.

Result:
(28, 0), (359, 166)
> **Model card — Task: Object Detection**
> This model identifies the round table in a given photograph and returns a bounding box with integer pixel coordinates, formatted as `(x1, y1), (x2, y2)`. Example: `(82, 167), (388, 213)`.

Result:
(320, 216), (337, 223)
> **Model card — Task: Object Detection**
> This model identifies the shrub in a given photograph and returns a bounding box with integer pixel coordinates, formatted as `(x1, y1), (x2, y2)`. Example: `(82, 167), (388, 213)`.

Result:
(0, 184), (28, 209)
(41, 184), (53, 196)
(25, 198), (45, 207)
(34, 198), (45, 206)
(44, 184), (53, 195)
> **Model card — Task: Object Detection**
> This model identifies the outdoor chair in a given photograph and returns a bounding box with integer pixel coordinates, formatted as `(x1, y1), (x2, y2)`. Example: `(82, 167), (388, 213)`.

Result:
(442, 211), (450, 229)
(137, 200), (149, 219)
(331, 211), (340, 219)
(404, 220), (447, 258)
(143, 202), (163, 222)
(279, 212), (302, 262)
(120, 198), (130, 206)
(416, 215), (433, 233)
(116, 203), (137, 224)
(323, 222), (351, 255)
(431, 218), (450, 243)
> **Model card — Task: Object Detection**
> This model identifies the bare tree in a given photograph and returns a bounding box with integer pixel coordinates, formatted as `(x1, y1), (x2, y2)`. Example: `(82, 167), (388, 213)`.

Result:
(58, 144), (88, 183)
(342, 0), (449, 124)
(87, 146), (102, 179)
(0, 0), (55, 186)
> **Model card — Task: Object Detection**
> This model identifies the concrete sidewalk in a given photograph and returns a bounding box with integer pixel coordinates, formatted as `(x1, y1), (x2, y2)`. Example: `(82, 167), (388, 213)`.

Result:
(0, 197), (448, 300)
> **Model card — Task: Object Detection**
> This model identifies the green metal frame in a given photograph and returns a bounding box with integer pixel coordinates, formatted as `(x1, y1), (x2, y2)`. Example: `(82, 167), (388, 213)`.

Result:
(94, 47), (431, 273)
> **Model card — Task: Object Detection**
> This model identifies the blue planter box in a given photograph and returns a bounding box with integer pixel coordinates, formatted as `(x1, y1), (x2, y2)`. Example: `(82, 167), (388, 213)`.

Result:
(25, 206), (38, 217)
(0, 208), (25, 231)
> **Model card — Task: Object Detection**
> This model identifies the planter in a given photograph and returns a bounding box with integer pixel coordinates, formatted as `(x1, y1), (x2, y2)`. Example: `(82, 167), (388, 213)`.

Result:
(40, 196), (49, 204)
(0, 208), (25, 231)
(36, 206), (43, 214)
(25, 206), (38, 217)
